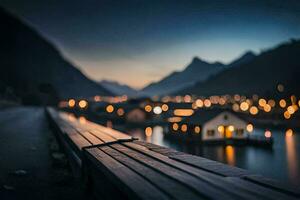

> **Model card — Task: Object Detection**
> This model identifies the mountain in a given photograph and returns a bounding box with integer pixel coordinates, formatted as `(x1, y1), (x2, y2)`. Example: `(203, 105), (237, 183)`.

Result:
(177, 39), (300, 96)
(0, 8), (112, 104)
(228, 51), (256, 68)
(140, 50), (257, 97)
(99, 80), (138, 96)
(140, 57), (225, 96)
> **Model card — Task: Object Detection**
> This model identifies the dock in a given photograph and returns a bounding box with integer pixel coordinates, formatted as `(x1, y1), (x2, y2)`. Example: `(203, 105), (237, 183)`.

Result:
(45, 107), (300, 199)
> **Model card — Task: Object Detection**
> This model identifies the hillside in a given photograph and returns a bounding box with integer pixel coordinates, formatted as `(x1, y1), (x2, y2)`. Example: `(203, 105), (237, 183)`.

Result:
(0, 8), (111, 104)
(177, 40), (300, 96)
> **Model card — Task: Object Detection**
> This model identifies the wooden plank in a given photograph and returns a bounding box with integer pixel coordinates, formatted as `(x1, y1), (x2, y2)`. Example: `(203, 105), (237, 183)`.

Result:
(225, 177), (298, 200)
(67, 133), (91, 151)
(86, 121), (132, 141)
(133, 141), (185, 157)
(80, 131), (104, 146)
(109, 143), (239, 199)
(85, 147), (170, 200)
(89, 129), (117, 144)
(169, 154), (251, 177)
(243, 175), (300, 197)
(100, 145), (203, 200)
(123, 142), (259, 199)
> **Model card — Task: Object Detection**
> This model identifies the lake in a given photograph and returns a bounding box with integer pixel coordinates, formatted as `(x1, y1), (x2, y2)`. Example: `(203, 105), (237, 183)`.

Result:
(123, 125), (300, 188)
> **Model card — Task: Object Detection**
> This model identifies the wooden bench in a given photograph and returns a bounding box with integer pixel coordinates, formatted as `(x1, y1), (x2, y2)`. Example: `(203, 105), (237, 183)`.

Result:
(46, 108), (300, 200)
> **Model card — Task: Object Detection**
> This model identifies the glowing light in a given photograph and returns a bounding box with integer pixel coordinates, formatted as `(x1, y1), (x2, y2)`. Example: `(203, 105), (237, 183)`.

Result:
(173, 109), (194, 116)
(219, 98), (226, 105)
(277, 84), (284, 92)
(172, 123), (179, 131)
(144, 105), (152, 112)
(298, 100), (300, 107)
(194, 126), (201, 134)
(78, 100), (88, 109)
(204, 99), (211, 107)
(263, 104), (271, 112)
(117, 108), (125, 116)
(279, 99), (287, 108)
(106, 105), (114, 113)
(145, 127), (152, 137)
(287, 106), (295, 114)
(228, 125), (235, 132)
(94, 95), (101, 102)
(168, 117), (182, 123)
(284, 111), (291, 119)
(246, 124), (253, 133)
(249, 106), (259, 115)
(195, 99), (204, 107)
(181, 124), (188, 132)
(265, 130), (272, 138)
(240, 102), (249, 111)
(161, 104), (169, 112)
(258, 99), (267, 107)
(268, 99), (276, 107)
(286, 129), (293, 137)
(68, 99), (76, 107)
(153, 106), (162, 115)
(218, 125), (224, 133)
(184, 95), (192, 103)
(232, 103), (239, 112)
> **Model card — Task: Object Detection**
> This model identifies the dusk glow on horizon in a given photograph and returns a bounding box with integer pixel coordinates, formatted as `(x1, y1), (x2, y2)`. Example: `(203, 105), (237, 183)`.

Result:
(1, 0), (300, 88)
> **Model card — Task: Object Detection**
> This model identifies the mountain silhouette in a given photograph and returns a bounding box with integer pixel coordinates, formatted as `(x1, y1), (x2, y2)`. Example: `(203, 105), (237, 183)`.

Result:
(177, 39), (300, 96)
(99, 80), (138, 97)
(140, 57), (225, 96)
(0, 8), (111, 104)
(140, 51), (257, 96)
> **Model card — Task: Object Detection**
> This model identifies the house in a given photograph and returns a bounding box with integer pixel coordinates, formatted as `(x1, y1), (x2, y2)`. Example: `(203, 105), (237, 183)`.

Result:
(168, 108), (251, 141)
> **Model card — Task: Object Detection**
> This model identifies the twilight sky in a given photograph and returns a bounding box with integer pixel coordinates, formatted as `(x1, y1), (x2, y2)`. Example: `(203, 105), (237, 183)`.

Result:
(1, 0), (300, 89)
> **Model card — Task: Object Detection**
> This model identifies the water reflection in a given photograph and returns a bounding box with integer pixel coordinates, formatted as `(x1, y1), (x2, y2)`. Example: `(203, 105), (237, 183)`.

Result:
(285, 134), (299, 185)
(123, 125), (300, 188)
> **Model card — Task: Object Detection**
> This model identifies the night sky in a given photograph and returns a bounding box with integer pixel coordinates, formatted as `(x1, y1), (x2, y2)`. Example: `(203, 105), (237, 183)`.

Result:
(1, 0), (300, 88)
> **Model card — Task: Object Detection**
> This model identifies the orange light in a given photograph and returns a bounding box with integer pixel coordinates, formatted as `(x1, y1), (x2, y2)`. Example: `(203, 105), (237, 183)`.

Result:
(228, 125), (234, 132)
(284, 111), (291, 119)
(218, 125), (224, 133)
(161, 104), (169, 112)
(106, 105), (114, 113)
(240, 102), (249, 111)
(285, 129), (293, 137)
(195, 99), (204, 108)
(232, 103), (239, 112)
(249, 106), (259, 115)
(68, 99), (76, 108)
(194, 126), (201, 134)
(268, 99), (276, 107)
(117, 108), (125, 116)
(287, 106), (295, 114)
(279, 99), (286, 108)
(78, 100), (88, 109)
(172, 123), (179, 131)
(145, 127), (152, 137)
(263, 104), (271, 112)
(204, 99), (211, 107)
(94, 95), (101, 102)
(184, 95), (192, 103)
(265, 130), (272, 138)
(173, 109), (194, 116)
(144, 105), (152, 112)
(246, 124), (253, 133)
(181, 124), (188, 132)
(258, 99), (267, 107)
(168, 117), (182, 123)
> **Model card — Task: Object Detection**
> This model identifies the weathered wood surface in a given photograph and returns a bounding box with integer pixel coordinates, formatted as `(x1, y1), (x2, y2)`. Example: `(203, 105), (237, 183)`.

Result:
(46, 107), (300, 200)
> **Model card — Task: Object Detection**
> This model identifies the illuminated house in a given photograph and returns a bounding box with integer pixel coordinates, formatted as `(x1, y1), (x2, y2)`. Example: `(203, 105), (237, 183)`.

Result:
(169, 109), (250, 141)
